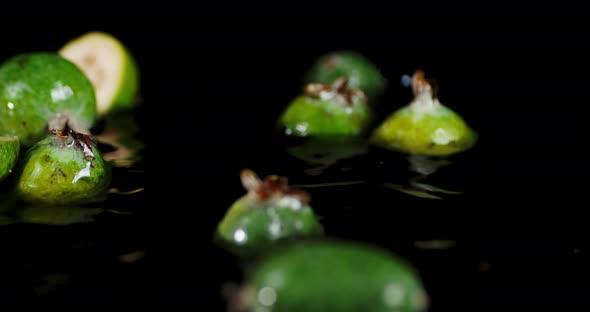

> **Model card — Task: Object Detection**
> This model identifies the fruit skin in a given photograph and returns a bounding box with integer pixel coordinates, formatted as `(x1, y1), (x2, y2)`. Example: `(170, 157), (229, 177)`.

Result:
(112, 43), (139, 112)
(0, 136), (19, 181)
(14, 130), (111, 206)
(216, 170), (324, 257)
(278, 78), (371, 138)
(305, 51), (386, 103)
(216, 196), (324, 257)
(371, 70), (477, 156)
(279, 96), (370, 137)
(242, 241), (428, 312)
(0, 53), (97, 147)
(59, 31), (140, 116)
(371, 106), (478, 156)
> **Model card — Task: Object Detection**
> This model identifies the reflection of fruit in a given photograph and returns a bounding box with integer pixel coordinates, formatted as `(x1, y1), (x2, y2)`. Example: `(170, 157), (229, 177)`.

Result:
(14, 127), (110, 205)
(305, 51), (386, 103)
(287, 138), (368, 166)
(0, 215), (15, 226)
(94, 112), (143, 167)
(59, 31), (139, 116)
(0, 136), (19, 181)
(216, 170), (323, 257)
(0, 53), (97, 147)
(238, 241), (428, 312)
(279, 77), (370, 138)
(18, 206), (103, 225)
(371, 70), (477, 156)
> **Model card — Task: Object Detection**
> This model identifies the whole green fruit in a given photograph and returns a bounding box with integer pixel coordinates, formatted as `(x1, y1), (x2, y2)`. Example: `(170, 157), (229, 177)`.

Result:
(233, 240), (428, 312)
(305, 51), (386, 103)
(14, 127), (110, 205)
(216, 170), (324, 257)
(279, 77), (371, 138)
(0, 53), (97, 147)
(371, 70), (477, 156)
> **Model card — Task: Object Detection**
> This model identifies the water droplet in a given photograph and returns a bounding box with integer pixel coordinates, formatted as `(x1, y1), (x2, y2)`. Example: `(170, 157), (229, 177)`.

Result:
(6, 81), (32, 98)
(431, 128), (453, 145)
(51, 81), (74, 102)
(233, 229), (247, 244)
(72, 161), (91, 183)
(257, 287), (277, 307)
(268, 221), (281, 237)
(295, 123), (308, 135)
(383, 283), (405, 307)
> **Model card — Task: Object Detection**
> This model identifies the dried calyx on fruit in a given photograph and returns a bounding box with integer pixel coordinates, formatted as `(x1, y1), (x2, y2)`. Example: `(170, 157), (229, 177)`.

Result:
(303, 77), (367, 107)
(49, 126), (96, 162)
(279, 77), (371, 138)
(13, 123), (111, 206)
(216, 169), (323, 257)
(304, 50), (387, 104)
(239, 169), (310, 206)
(371, 70), (477, 156)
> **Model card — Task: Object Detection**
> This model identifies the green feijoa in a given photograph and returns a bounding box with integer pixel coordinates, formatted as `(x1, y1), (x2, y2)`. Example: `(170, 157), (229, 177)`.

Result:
(279, 77), (371, 138)
(234, 240), (428, 312)
(0, 53), (97, 147)
(371, 70), (477, 156)
(305, 51), (386, 103)
(216, 170), (323, 257)
(14, 127), (111, 206)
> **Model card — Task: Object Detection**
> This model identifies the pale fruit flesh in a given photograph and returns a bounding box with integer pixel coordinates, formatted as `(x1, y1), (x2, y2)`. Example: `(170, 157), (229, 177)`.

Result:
(59, 32), (139, 116)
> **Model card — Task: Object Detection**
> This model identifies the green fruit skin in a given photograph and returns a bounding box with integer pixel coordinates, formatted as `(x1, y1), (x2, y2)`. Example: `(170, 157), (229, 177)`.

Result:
(371, 106), (478, 156)
(111, 45), (140, 113)
(0, 137), (19, 181)
(246, 241), (427, 312)
(0, 53), (97, 147)
(216, 196), (324, 257)
(305, 51), (386, 102)
(14, 136), (111, 205)
(279, 95), (371, 138)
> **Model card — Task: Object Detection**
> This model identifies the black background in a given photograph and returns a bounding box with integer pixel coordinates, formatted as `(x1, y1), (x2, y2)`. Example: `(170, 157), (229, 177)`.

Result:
(1, 11), (590, 309)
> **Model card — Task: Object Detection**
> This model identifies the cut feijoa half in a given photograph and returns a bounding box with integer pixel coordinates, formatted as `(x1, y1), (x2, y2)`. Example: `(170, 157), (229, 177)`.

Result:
(59, 31), (139, 116)
(0, 136), (19, 181)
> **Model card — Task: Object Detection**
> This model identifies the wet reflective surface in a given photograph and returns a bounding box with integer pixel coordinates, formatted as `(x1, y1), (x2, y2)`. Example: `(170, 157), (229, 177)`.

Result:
(3, 23), (590, 309)
(0, 106), (146, 303)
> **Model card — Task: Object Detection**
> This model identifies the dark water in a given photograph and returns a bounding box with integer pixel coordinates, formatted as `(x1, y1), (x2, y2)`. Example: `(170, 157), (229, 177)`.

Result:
(0, 106), (147, 303)
(2, 17), (590, 309)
